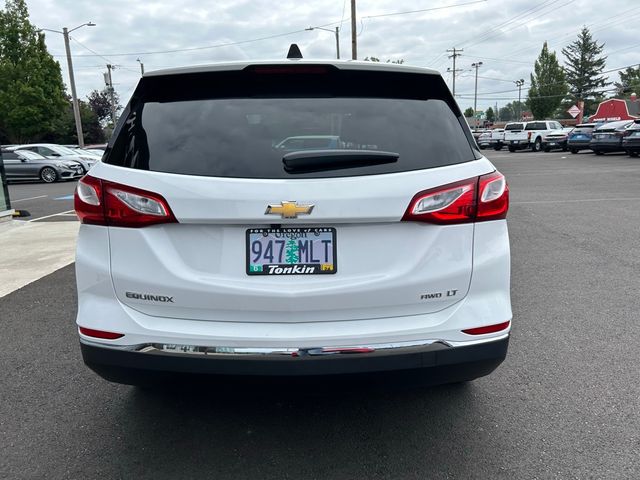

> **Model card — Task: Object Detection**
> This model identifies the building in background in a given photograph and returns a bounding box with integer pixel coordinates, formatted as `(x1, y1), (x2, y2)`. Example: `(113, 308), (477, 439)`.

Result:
(589, 95), (639, 123)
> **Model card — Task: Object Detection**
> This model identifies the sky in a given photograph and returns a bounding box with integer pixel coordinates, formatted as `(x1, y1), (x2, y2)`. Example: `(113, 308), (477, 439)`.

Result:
(23, 0), (640, 113)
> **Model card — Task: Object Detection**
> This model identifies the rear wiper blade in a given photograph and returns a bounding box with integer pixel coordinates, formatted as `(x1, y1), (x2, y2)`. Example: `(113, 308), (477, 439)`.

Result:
(282, 149), (399, 174)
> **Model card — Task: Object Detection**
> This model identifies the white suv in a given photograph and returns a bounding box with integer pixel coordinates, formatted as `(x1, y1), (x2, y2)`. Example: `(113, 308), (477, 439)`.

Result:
(74, 57), (512, 386)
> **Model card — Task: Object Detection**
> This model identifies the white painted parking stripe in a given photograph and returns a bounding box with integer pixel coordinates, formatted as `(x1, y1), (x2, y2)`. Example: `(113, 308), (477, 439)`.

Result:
(11, 195), (47, 203)
(513, 197), (640, 205)
(28, 209), (75, 222)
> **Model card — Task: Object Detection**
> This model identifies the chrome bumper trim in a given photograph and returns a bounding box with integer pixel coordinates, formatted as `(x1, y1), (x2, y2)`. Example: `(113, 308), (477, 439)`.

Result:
(80, 333), (509, 359)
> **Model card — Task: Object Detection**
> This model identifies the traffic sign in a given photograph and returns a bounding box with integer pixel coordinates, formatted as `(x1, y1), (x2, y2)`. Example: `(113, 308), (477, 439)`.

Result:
(567, 105), (581, 118)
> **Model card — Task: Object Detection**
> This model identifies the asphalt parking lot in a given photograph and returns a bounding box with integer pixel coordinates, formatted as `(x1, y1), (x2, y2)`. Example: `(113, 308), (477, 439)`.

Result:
(2, 149), (640, 479)
(8, 179), (77, 221)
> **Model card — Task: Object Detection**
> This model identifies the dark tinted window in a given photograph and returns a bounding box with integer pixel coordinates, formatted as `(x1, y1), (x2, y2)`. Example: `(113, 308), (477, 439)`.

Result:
(572, 126), (595, 133)
(106, 67), (476, 179)
(525, 122), (546, 130)
(1, 151), (18, 160)
(505, 123), (523, 131)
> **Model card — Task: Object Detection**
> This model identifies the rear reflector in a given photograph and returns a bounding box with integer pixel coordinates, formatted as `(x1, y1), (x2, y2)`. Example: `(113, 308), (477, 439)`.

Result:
(402, 171), (508, 224)
(79, 327), (124, 340)
(75, 175), (177, 228)
(462, 321), (511, 335)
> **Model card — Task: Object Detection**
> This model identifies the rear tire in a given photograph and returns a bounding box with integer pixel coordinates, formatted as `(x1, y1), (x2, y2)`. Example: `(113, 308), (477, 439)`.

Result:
(594, 150), (604, 156)
(40, 167), (58, 183)
(532, 137), (542, 152)
(570, 149), (578, 154)
(494, 144), (502, 151)
(630, 151), (639, 158)
(508, 146), (516, 153)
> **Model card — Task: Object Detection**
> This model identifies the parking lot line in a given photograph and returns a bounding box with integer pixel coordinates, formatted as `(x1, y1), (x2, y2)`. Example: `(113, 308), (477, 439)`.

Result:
(11, 195), (48, 203)
(513, 197), (640, 205)
(27, 209), (75, 222)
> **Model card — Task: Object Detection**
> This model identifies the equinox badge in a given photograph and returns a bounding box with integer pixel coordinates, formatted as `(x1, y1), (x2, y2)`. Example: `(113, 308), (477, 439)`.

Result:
(265, 201), (314, 219)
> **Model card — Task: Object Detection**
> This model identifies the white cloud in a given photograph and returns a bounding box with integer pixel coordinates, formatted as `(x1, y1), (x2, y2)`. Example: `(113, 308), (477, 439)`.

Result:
(22, 0), (640, 111)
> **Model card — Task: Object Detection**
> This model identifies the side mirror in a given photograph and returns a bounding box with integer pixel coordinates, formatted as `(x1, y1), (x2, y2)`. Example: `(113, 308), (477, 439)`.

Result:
(21, 158), (28, 163)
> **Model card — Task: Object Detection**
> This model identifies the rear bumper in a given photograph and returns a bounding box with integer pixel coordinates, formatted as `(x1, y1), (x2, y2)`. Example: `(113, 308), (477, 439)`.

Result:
(80, 334), (509, 383)
(567, 139), (591, 150)
(589, 141), (624, 152)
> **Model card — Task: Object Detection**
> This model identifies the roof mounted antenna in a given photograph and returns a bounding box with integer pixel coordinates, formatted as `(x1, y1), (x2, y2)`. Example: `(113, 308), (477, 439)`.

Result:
(287, 44), (303, 59)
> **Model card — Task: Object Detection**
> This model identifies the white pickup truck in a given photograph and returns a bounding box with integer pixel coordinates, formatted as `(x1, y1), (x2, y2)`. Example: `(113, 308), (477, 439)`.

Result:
(504, 120), (564, 152)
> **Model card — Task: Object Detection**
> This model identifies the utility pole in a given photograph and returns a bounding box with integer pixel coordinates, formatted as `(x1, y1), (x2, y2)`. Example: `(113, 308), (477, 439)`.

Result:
(472, 61), (483, 116)
(137, 58), (144, 76)
(350, 0), (357, 60)
(446, 48), (463, 96)
(514, 79), (525, 120)
(105, 65), (117, 125)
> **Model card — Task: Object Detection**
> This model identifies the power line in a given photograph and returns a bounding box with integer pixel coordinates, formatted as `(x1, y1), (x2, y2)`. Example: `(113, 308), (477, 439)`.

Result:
(50, 1), (488, 59)
(459, 0), (561, 49)
(361, 0), (486, 19)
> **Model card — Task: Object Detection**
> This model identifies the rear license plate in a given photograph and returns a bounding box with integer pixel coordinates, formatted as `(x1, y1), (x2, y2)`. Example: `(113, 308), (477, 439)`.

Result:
(511, 140), (519, 144)
(548, 142), (557, 146)
(246, 227), (337, 275)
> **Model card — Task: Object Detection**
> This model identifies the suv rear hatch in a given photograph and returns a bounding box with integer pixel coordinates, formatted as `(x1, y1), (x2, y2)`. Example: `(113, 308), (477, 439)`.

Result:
(98, 64), (491, 323)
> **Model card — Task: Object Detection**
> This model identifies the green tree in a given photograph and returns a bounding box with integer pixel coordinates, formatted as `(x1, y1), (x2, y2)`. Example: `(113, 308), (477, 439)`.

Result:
(562, 27), (609, 106)
(614, 66), (640, 98)
(363, 56), (404, 64)
(527, 42), (567, 119)
(464, 107), (475, 117)
(485, 107), (495, 123)
(87, 88), (121, 127)
(498, 101), (527, 122)
(0, 0), (67, 143)
(46, 99), (105, 144)
(284, 239), (299, 264)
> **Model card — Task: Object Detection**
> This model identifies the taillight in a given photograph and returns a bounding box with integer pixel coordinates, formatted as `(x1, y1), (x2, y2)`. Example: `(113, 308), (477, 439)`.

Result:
(528, 131), (532, 140)
(402, 172), (508, 225)
(74, 175), (177, 228)
(477, 171), (509, 221)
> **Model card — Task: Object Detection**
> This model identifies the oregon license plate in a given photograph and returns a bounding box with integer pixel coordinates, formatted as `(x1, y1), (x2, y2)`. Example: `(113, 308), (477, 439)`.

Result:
(246, 227), (337, 275)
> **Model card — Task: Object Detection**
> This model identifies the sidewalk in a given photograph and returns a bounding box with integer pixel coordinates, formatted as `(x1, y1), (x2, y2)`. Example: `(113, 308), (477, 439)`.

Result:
(0, 220), (79, 297)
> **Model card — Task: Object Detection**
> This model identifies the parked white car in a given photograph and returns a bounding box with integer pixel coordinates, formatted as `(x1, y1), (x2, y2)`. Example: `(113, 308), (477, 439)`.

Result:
(74, 56), (512, 387)
(505, 120), (564, 152)
(489, 128), (505, 151)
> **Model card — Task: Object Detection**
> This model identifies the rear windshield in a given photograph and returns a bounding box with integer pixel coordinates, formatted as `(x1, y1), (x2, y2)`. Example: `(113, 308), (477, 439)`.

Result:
(572, 126), (595, 133)
(105, 67), (477, 179)
(505, 123), (523, 131)
(525, 122), (547, 130)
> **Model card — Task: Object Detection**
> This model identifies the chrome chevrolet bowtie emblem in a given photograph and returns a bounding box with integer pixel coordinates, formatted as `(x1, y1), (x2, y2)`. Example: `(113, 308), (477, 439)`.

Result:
(265, 201), (314, 219)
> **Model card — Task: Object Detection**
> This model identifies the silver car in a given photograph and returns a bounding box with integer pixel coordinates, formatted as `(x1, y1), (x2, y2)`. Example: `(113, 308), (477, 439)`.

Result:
(1, 149), (84, 183)
(9, 143), (98, 173)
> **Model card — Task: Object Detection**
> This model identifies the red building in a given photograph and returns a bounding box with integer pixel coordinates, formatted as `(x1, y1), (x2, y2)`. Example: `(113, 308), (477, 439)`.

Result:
(589, 95), (639, 123)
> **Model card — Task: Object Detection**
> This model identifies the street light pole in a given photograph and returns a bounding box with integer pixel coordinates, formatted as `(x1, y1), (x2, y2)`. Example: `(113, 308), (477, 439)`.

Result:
(137, 58), (145, 76)
(62, 27), (84, 147)
(472, 61), (483, 117)
(42, 22), (95, 148)
(305, 26), (340, 59)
